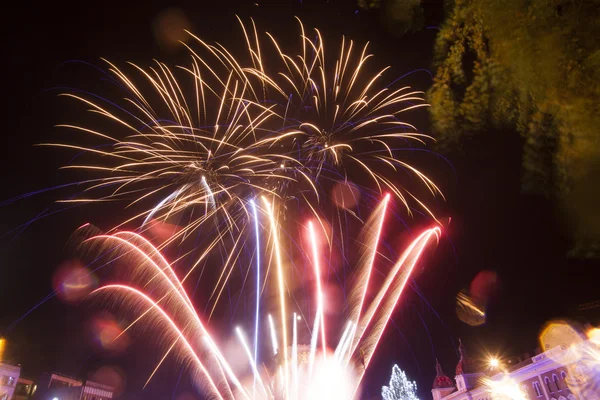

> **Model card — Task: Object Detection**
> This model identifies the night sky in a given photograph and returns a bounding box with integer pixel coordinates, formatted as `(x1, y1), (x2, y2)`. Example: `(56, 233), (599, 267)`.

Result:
(2, 1), (598, 399)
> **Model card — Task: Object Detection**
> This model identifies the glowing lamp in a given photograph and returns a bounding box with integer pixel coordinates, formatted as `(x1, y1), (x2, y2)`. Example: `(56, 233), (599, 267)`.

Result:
(488, 357), (500, 369)
(587, 327), (600, 345)
(0, 337), (5, 361)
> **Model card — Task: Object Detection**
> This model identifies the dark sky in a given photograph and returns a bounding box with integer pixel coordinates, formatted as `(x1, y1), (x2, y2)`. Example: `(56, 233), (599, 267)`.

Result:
(2, 1), (598, 399)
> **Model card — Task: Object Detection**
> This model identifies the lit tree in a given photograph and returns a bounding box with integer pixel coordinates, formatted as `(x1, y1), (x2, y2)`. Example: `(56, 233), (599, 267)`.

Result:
(382, 364), (419, 400)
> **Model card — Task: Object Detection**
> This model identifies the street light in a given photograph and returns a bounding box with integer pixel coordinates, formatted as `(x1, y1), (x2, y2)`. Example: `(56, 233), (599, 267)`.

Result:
(587, 327), (600, 345)
(0, 337), (5, 361)
(488, 357), (499, 368)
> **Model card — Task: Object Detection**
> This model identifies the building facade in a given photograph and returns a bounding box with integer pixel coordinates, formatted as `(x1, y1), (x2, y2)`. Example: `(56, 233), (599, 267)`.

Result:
(32, 373), (113, 400)
(0, 362), (21, 400)
(431, 340), (598, 400)
(13, 377), (36, 400)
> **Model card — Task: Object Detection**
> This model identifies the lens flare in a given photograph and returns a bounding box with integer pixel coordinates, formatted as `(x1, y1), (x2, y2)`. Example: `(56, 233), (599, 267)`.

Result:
(484, 375), (527, 400)
(53, 261), (98, 303)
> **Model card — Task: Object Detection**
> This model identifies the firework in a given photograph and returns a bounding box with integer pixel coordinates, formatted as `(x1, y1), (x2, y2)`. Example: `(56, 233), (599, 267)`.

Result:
(43, 18), (447, 399)
(83, 197), (440, 399)
(40, 20), (446, 330)
(50, 18), (441, 246)
(50, 58), (306, 319)
(198, 18), (443, 217)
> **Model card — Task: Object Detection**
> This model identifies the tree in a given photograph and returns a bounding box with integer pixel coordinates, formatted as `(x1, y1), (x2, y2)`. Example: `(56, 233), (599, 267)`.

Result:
(382, 364), (419, 400)
(428, 0), (600, 257)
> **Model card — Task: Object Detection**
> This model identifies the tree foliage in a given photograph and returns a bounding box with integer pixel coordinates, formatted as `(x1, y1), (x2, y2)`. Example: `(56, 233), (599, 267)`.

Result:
(382, 364), (420, 400)
(428, 0), (600, 256)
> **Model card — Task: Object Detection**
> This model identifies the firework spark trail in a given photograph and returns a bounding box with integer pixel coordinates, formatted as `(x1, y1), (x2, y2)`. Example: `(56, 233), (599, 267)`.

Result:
(236, 327), (269, 398)
(50, 56), (299, 253)
(308, 221), (326, 356)
(341, 323), (358, 363)
(292, 312), (299, 400)
(352, 227), (441, 395)
(91, 284), (226, 400)
(142, 185), (188, 226)
(350, 228), (441, 358)
(251, 200), (261, 399)
(268, 314), (278, 356)
(334, 321), (354, 361)
(228, 18), (443, 218)
(261, 196), (289, 397)
(346, 194), (389, 357)
(308, 299), (321, 379)
(201, 175), (216, 213)
(82, 194), (441, 399)
(204, 337), (250, 399)
(85, 232), (246, 398)
(54, 19), (442, 220)
(86, 232), (193, 308)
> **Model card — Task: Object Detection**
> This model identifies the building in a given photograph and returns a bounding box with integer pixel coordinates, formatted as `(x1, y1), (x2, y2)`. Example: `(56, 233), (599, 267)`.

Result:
(431, 339), (599, 400)
(32, 373), (113, 400)
(13, 377), (36, 400)
(0, 362), (21, 400)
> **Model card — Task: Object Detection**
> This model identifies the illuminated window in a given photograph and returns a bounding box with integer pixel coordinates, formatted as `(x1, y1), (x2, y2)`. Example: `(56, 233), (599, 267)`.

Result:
(533, 381), (543, 397)
(545, 377), (553, 393)
(553, 374), (561, 391)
